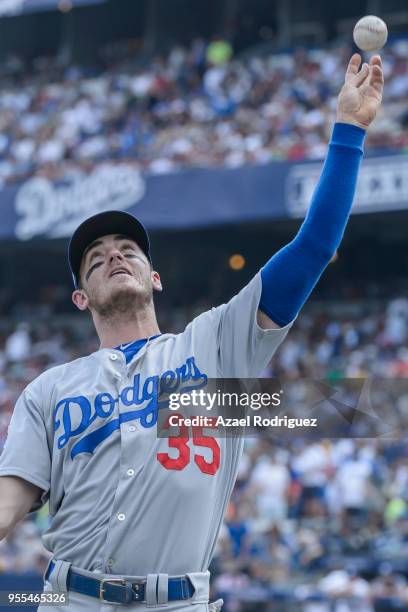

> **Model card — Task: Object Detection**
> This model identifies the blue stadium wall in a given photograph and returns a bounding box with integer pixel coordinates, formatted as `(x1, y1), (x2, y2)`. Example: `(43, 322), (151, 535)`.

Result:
(0, 153), (407, 244)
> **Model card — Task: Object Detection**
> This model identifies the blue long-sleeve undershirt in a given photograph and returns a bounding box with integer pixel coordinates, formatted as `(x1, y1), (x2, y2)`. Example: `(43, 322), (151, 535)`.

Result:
(259, 122), (365, 327)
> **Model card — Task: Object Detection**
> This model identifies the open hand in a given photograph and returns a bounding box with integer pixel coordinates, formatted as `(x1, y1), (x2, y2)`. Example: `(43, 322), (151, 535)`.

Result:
(336, 53), (384, 130)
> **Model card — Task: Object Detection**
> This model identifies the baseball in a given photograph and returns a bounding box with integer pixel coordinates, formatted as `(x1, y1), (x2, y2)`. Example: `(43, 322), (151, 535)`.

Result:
(353, 15), (388, 51)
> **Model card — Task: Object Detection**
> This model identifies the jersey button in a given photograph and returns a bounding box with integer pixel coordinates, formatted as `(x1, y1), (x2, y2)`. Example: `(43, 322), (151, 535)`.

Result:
(109, 354), (118, 361)
(107, 558), (114, 567)
(117, 513), (126, 521)
(127, 468), (135, 477)
(128, 425), (136, 432)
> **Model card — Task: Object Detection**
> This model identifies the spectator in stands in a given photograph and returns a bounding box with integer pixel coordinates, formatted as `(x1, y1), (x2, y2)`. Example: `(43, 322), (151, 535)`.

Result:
(0, 37), (406, 185)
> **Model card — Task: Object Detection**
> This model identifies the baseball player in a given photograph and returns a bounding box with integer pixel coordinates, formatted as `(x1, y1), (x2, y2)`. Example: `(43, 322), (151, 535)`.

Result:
(0, 54), (383, 611)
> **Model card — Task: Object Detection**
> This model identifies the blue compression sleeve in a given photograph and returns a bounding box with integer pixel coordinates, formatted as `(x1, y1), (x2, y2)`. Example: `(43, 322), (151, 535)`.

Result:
(259, 123), (365, 327)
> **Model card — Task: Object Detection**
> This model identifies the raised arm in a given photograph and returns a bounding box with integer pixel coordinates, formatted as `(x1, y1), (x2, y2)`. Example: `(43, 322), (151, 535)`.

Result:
(258, 54), (384, 330)
(0, 476), (42, 541)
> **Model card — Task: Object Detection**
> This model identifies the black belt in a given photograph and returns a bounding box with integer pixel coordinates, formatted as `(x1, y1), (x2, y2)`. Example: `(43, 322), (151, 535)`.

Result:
(46, 560), (195, 605)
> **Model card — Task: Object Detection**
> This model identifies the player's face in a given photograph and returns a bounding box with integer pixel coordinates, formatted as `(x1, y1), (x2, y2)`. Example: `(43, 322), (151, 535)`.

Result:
(74, 234), (161, 316)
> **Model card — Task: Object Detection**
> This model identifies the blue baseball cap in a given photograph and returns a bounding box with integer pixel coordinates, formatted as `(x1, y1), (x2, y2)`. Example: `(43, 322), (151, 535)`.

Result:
(68, 210), (151, 288)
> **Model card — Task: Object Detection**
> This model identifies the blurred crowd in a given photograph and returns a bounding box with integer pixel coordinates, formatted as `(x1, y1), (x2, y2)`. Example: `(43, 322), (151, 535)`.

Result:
(265, 296), (408, 379)
(0, 293), (408, 610)
(213, 435), (408, 611)
(0, 35), (406, 186)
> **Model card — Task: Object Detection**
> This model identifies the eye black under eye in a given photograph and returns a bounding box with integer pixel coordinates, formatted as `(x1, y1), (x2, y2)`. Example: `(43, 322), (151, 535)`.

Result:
(86, 261), (103, 281)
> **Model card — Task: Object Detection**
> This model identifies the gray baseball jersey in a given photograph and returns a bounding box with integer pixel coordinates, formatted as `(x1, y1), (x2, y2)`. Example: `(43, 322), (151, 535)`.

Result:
(0, 272), (292, 610)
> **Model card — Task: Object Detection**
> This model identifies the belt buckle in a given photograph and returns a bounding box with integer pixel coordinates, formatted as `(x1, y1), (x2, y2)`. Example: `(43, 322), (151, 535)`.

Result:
(99, 578), (127, 604)
(132, 579), (146, 602)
